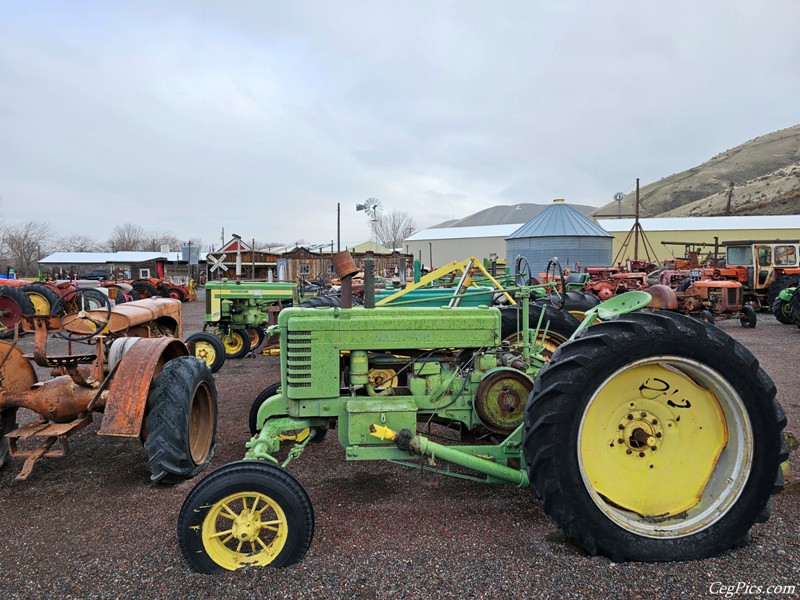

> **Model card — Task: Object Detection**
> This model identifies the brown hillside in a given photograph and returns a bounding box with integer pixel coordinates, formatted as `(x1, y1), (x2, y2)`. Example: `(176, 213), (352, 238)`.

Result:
(593, 125), (800, 218)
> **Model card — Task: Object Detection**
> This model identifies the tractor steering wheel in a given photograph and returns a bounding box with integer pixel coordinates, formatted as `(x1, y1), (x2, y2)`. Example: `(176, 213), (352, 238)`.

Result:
(545, 258), (567, 310)
(515, 255), (533, 287)
(52, 288), (112, 342)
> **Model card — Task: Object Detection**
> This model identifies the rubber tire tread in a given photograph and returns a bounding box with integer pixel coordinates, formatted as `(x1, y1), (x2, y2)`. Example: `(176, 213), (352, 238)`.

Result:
(767, 275), (800, 308)
(177, 460), (314, 573)
(790, 288), (800, 326)
(522, 310), (787, 562)
(167, 287), (186, 302)
(132, 282), (159, 299)
(0, 408), (18, 469)
(740, 304), (757, 328)
(143, 356), (218, 483)
(0, 286), (34, 338)
(249, 382), (281, 436)
(185, 332), (226, 373)
(23, 283), (59, 315)
(771, 296), (794, 324)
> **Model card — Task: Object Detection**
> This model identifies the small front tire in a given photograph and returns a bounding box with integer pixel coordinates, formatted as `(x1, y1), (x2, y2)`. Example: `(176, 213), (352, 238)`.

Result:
(177, 461), (314, 573)
(185, 332), (226, 373)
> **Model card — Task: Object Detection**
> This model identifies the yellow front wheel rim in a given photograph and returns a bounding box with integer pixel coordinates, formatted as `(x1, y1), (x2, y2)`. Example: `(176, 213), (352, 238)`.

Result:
(223, 333), (244, 354)
(202, 491), (288, 570)
(193, 341), (218, 368)
(579, 357), (752, 538)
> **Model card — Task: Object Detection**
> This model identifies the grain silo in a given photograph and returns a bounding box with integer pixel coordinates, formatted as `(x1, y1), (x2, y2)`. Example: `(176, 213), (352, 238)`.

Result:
(506, 199), (612, 274)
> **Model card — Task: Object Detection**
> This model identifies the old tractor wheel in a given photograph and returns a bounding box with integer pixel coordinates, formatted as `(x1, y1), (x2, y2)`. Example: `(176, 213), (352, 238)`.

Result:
(499, 303), (580, 362)
(23, 284), (59, 316)
(132, 281), (159, 299)
(698, 309), (715, 325)
(536, 290), (600, 320)
(167, 286), (186, 302)
(185, 332), (226, 373)
(767, 274), (800, 308)
(222, 329), (251, 359)
(790, 289), (800, 326)
(0, 286), (34, 338)
(0, 408), (19, 469)
(523, 311), (787, 562)
(771, 296), (794, 324)
(177, 460), (314, 573)
(740, 304), (757, 328)
(249, 382), (281, 436)
(247, 326), (266, 351)
(143, 356), (217, 483)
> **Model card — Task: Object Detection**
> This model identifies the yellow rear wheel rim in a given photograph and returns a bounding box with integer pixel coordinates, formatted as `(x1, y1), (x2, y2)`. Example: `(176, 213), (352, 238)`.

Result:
(26, 292), (51, 316)
(579, 357), (752, 538)
(203, 491), (288, 570)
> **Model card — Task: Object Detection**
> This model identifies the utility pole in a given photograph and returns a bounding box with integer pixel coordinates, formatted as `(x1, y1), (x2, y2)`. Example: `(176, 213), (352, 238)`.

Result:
(337, 203), (341, 252)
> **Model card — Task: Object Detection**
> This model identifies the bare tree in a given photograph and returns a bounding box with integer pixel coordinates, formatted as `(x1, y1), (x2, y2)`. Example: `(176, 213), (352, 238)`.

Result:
(108, 223), (146, 251)
(144, 230), (182, 252)
(2, 220), (53, 276)
(373, 211), (417, 249)
(55, 234), (101, 252)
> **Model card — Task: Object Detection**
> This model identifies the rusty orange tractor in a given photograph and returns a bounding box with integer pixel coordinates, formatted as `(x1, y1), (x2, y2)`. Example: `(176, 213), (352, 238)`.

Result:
(0, 296), (217, 482)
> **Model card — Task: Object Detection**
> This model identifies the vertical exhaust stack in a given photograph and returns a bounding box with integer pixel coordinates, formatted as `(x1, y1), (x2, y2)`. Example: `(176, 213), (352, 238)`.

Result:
(364, 253), (375, 309)
(331, 251), (358, 309)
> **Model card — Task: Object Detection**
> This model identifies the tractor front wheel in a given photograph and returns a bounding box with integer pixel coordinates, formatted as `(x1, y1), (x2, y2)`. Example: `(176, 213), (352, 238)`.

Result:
(740, 304), (757, 328)
(185, 332), (226, 373)
(499, 303), (580, 361)
(143, 356), (217, 483)
(523, 311), (787, 561)
(222, 329), (251, 359)
(177, 460), (314, 573)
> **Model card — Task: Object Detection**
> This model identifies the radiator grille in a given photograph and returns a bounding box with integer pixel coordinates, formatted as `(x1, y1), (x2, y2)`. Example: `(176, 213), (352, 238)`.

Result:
(287, 330), (312, 388)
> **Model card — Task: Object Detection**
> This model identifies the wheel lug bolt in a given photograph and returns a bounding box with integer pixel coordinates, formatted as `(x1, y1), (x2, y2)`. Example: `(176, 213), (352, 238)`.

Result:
(626, 449), (632, 455)
(652, 419), (658, 425)
(640, 412), (647, 417)
(639, 452), (645, 457)
(618, 438), (624, 444)
(627, 414), (633, 420)
(651, 446), (657, 451)
(618, 424), (624, 430)
(656, 432), (662, 438)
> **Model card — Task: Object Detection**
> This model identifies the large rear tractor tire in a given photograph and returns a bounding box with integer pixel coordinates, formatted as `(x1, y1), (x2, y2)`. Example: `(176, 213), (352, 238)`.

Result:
(0, 286), (34, 338)
(222, 329), (251, 359)
(177, 460), (314, 573)
(132, 281), (159, 299)
(499, 303), (580, 361)
(185, 332), (226, 373)
(790, 288), (800, 326)
(24, 284), (59, 316)
(0, 408), (19, 469)
(767, 275), (800, 309)
(143, 356), (217, 484)
(523, 311), (787, 562)
(771, 296), (794, 324)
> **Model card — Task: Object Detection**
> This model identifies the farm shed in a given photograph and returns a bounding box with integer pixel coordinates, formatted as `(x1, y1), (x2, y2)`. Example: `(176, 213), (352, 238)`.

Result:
(596, 215), (800, 265)
(506, 200), (613, 274)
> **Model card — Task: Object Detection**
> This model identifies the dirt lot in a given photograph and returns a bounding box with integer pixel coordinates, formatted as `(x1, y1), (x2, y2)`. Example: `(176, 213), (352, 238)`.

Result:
(1, 292), (798, 598)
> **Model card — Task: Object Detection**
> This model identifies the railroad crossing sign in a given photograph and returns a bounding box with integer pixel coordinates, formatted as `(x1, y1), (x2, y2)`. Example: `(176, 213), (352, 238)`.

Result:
(208, 255), (229, 273)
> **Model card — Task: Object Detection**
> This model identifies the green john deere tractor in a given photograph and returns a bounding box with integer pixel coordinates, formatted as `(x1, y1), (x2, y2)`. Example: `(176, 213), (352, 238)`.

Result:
(772, 286), (799, 325)
(177, 254), (787, 573)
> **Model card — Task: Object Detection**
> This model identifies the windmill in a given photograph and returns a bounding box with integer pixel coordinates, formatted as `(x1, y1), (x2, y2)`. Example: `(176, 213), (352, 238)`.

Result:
(356, 197), (382, 244)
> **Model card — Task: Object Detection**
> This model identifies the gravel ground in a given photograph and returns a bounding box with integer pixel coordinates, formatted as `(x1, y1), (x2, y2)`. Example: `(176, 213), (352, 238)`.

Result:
(1, 292), (798, 599)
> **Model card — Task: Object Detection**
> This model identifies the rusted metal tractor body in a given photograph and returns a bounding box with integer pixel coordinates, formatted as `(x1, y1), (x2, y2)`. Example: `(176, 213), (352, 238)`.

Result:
(585, 272), (649, 301)
(0, 298), (213, 481)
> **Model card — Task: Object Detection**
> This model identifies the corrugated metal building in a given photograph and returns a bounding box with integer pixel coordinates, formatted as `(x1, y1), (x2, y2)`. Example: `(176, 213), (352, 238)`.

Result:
(507, 200), (613, 273)
(596, 216), (800, 264)
(404, 224), (521, 269)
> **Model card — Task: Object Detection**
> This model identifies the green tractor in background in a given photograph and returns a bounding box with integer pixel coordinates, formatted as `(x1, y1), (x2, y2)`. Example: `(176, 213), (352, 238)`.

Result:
(198, 280), (306, 360)
(177, 253), (788, 573)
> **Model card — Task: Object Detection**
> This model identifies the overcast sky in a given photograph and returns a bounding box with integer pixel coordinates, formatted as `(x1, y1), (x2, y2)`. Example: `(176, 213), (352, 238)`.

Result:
(1, 1), (798, 251)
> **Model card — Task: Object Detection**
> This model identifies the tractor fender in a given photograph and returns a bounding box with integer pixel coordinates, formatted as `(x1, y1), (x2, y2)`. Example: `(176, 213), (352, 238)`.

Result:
(98, 337), (189, 437)
(645, 284), (679, 310)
